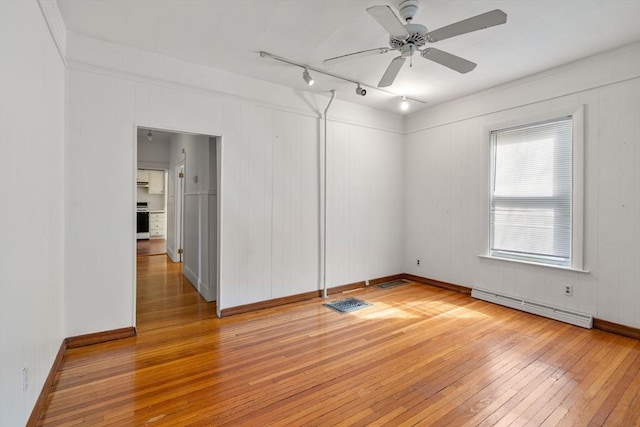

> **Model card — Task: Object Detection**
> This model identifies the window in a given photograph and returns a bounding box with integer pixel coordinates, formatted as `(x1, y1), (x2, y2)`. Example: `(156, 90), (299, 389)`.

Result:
(489, 113), (582, 269)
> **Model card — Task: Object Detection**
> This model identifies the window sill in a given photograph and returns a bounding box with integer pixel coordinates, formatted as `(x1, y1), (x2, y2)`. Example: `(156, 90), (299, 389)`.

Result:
(477, 255), (590, 273)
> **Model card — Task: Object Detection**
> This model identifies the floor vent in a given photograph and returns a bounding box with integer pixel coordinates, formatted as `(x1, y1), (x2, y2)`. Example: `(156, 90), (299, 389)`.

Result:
(471, 288), (593, 329)
(324, 298), (372, 314)
(376, 279), (409, 289)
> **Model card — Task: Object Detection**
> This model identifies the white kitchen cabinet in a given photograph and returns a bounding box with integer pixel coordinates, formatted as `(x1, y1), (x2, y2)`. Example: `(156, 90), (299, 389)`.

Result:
(149, 212), (165, 238)
(136, 169), (149, 184)
(148, 170), (165, 194)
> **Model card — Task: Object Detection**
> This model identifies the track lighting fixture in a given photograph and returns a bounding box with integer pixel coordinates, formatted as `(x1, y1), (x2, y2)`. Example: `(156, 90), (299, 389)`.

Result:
(302, 68), (315, 86)
(260, 51), (426, 107)
(146, 131), (153, 142)
(400, 96), (409, 111)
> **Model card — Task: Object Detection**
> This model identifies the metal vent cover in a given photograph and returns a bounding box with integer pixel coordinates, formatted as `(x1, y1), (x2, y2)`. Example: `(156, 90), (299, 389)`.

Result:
(376, 279), (410, 289)
(324, 298), (372, 313)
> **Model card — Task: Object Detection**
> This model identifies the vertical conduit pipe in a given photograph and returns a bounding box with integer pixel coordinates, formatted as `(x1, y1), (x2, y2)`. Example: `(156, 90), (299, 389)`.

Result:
(321, 90), (336, 299)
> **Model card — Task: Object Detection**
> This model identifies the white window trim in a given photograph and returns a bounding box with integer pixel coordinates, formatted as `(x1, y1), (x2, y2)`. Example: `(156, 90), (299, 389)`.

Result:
(479, 105), (586, 272)
(477, 254), (589, 273)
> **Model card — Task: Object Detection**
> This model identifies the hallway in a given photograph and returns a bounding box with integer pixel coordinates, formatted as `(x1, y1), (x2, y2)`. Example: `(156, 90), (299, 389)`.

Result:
(136, 239), (167, 257)
(136, 254), (217, 332)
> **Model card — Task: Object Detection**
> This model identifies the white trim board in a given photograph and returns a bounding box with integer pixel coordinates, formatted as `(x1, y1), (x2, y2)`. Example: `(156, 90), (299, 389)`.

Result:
(471, 288), (593, 329)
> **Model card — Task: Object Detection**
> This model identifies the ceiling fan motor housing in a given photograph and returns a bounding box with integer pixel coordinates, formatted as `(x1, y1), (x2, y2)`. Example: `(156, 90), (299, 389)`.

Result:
(390, 23), (428, 49)
(399, 0), (420, 22)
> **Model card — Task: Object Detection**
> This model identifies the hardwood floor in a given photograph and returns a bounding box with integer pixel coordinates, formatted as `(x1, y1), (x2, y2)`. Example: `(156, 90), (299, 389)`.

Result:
(39, 256), (640, 426)
(135, 255), (218, 332)
(136, 238), (167, 257)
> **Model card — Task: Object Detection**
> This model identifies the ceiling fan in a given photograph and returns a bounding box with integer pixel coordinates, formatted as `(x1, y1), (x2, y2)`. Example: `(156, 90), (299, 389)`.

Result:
(323, 0), (507, 87)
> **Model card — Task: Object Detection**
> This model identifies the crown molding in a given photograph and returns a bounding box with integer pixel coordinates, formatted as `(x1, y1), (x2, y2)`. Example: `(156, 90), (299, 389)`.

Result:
(37, 0), (67, 65)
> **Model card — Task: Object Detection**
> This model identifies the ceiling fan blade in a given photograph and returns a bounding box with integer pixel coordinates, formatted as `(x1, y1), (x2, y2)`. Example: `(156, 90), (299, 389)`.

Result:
(366, 5), (409, 39)
(421, 48), (477, 73)
(426, 9), (507, 43)
(378, 56), (406, 87)
(323, 47), (390, 65)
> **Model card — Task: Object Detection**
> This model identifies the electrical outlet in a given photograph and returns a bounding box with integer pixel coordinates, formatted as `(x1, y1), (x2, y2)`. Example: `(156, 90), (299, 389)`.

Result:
(564, 285), (573, 296)
(22, 367), (28, 393)
(416, 259), (420, 266)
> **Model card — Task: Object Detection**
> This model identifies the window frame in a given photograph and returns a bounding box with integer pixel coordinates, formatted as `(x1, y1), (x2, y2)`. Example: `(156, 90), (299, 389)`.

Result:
(482, 105), (585, 272)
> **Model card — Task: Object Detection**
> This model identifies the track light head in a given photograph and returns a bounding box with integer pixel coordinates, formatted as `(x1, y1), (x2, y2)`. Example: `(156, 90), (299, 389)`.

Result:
(355, 84), (367, 96)
(302, 68), (315, 86)
(146, 131), (153, 142)
(400, 96), (409, 111)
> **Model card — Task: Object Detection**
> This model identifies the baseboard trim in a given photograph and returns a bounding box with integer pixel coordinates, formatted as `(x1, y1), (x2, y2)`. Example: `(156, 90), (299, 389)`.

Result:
(26, 340), (66, 426)
(403, 273), (472, 295)
(593, 318), (640, 340)
(369, 274), (406, 287)
(221, 290), (321, 317)
(66, 327), (137, 349)
(328, 280), (366, 295)
(221, 275), (405, 317)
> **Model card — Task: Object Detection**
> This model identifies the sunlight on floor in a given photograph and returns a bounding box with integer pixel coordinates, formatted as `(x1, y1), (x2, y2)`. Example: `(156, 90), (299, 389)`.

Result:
(351, 302), (420, 320)
(351, 299), (489, 321)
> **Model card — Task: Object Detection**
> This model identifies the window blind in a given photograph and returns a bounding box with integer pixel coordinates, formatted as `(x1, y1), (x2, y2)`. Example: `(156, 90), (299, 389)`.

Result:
(490, 117), (573, 266)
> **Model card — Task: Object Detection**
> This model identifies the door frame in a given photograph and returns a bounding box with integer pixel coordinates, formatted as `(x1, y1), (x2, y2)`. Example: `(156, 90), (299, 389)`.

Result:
(133, 124), (223, 325)
(174, 160), (185, 263)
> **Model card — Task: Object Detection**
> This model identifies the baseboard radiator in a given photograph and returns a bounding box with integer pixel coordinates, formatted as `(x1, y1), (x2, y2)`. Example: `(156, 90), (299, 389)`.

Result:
(471, 288), (593, 329)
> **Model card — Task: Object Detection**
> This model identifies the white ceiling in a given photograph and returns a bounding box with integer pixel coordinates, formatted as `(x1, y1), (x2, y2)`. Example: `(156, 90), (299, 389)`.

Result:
(57, 0), (640, 113)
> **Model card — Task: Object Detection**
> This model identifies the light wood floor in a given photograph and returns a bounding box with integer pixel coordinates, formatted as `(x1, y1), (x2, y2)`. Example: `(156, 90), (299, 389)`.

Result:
(39, 256), (640, 426)
(136, 238), (167, 257)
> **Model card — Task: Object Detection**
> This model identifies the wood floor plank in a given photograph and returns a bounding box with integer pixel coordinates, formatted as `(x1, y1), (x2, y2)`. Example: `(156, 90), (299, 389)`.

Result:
(37, 256), (640, 426)
(444, 324), (593, 426)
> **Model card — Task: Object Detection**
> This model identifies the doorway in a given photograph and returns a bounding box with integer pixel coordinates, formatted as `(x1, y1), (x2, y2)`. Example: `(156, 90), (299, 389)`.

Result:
(135, 126), (221, 329)
(136, 167), (169, 256)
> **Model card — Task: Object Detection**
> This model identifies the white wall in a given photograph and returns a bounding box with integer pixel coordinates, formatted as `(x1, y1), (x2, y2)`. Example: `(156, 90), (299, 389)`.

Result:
(136, 186), (164, 211)
(404, 43), (640, 328)
(0, 1), (66, 425)
(64, 33), (405, 334)
(326, 122), (405, 287)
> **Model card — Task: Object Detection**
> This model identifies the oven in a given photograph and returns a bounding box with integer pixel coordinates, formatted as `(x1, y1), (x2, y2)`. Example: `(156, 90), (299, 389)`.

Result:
(137, 202), (150, 240)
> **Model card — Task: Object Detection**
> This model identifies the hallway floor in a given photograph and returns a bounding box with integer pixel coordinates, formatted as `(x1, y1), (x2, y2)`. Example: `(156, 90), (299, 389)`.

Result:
(136, 238), (167, 257)
(135, 254), (217, 332)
